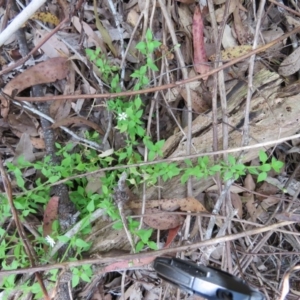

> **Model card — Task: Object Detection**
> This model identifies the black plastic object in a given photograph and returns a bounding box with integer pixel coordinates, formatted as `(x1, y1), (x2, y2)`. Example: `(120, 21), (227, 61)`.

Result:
(153, 257), (266, 300)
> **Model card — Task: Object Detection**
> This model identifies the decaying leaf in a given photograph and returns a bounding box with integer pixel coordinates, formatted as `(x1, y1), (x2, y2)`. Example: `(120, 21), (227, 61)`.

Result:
(3, 57), (69, 97)
(51, 116), (104, 135)
(193, 5), (210, 80)
(209, 45), (252, 61)
(8, 113), (39, 137)
(43, 196), (59, 238)
(72, 16), (107, 50)
(128, 197), (207, 213)
(93, 0), (117, 57)
(143, 208), (184, 230)
(33, 29), (69, 58)
(279, 46), (300, 76)
(233, 6), (254, 45)
(230, 192), (243, 218)
(12, 133), (35, 164)
(275, 212), (300, 222)
(222, 24), (238, 48)
(31, 12), (60, 26)
(244, 174), (256, 222)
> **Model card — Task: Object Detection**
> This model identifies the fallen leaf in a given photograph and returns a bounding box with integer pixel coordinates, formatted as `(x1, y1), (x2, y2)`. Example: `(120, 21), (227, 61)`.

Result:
(51, 116), (104, 135)
(8, 113), (39, 136)
(233, 5), (254, 45)
(165, 226), (181, 248)
(143, 208), (184, 230)
(72, 16), (107, 50)
(222, 24), (238, 48)
(12, 133), (35, 164)
(50, 99), (71, 121)
(230, 192), (243, 218)
(209, 45), (252, 61)
(244, 174), (256, 222)
(43, 196), (59, 238)
(93, 0), (117, 57)
(33, 29), (69, 58)
(193, 5), (210, 80)
(128, 197), (207, 213)
(180, 88), (210, 113)
(279, 46), (300, 76)
(178, 197), (207, 212)
(3, 57), (69, 97)
(31, 12), (60, 26)
(275, 212), (300, 222)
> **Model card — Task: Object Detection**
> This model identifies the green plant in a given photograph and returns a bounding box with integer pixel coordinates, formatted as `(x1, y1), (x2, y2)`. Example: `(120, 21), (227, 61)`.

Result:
(0, 28), (286, 299)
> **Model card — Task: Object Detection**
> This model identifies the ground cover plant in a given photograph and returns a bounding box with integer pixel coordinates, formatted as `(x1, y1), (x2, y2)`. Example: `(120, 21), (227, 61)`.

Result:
(0, 1), (300, 299)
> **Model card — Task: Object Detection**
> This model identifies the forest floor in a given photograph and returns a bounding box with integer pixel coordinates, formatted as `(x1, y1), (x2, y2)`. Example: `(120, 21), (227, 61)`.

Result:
(0, 0), (300, 299)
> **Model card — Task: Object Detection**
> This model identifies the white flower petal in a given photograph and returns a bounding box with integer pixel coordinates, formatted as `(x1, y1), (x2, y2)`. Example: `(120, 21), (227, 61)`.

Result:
(45, 235), (55, 247)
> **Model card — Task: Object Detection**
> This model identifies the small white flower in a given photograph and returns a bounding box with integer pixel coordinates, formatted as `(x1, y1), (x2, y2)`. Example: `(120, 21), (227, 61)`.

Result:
(118, 112), (127, 121)
(45, 235), (55, 247)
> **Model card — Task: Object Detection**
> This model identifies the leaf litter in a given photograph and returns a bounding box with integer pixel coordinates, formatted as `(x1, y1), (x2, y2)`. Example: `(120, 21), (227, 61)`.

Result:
(0, 0), (300, 299)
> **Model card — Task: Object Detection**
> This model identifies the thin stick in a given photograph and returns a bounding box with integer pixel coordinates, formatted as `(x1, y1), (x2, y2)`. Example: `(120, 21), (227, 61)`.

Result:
(0, 0), (47, 47)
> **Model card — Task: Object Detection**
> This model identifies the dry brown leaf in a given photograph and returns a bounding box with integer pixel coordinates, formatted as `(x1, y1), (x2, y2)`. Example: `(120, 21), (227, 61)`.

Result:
(12, 133), (35, 164)
(30, 137), (45, 149)
(128, 197), (207, 213)
(254, 196), (280, 222)
(178, 196), (207, 212)
(256, 181), (280, 201)
(178, 4), (193, 36)
(244, 174), (256, 222)
(50, 99), (71, 121)
(143, 208), (184, 230)
(51, 116), (104, 135)
(2, 57), (69, 118)
(279, 46), (300, 76)
(275, 212), (300, 222)
(209, 45), (252, 61)
(33, 29), (69, 58)
(3, 57), (69, 97)
(233, 6), (254, 45)
(8, 113), (39, 136)
(43, 196), (59, 238)
(214, 0), (237, 23)
(180, 88), (210, 113)
(230, 192), (243, 218)
(193, 5), (210, 80)
(72, 16), (107, 50)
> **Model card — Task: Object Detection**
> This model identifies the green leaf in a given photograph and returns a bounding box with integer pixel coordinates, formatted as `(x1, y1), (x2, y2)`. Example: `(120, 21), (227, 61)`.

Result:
(135, 240), (144, 253)
(259, 164), (271, 172)
(271, 158), (284, 172)
(134, 96), (142, 109)
(57, 235), (70, 243)
(102, 185), (108, 194)
(75, 238), (90, 248)
(259, 151), (268, 163)
(86, 199), (95, 212)
(72, 275), (80, 288)
(257, 172), (267, 182)
(147, 241), (158, 250)
(136, 228), (152, 243)
(210, 165), (221, 172)
(112, 221), (123, 230)
(135, 41), (147, 54)
(81, 273), (91, 283)
(146, 29), (153, 41)
(49, 175), (61, 183)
